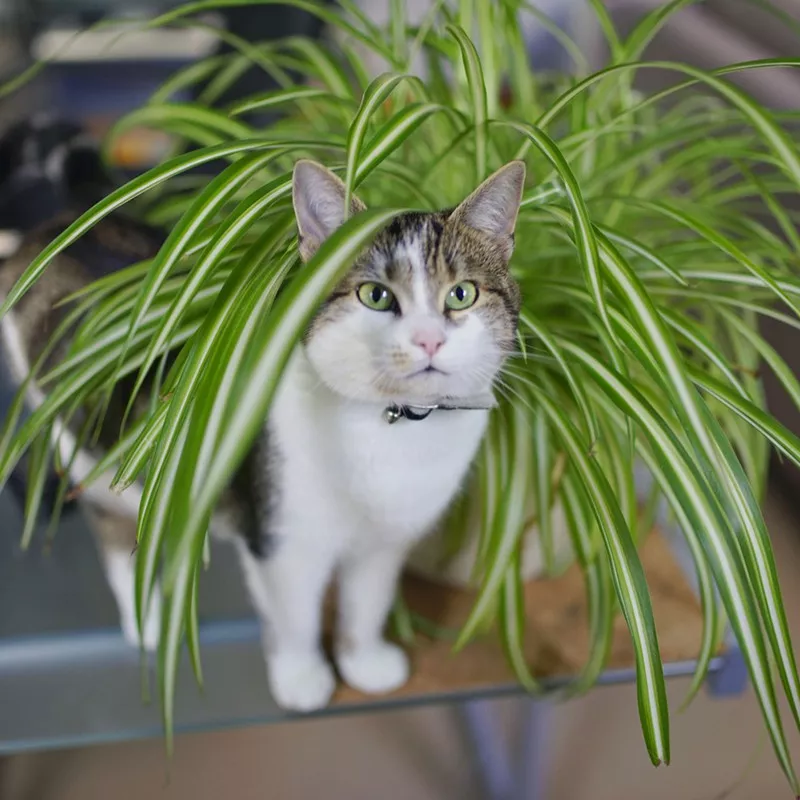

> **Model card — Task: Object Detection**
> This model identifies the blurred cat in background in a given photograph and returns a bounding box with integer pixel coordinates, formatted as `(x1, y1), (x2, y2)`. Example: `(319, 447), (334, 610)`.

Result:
(0, 115), (164, 529)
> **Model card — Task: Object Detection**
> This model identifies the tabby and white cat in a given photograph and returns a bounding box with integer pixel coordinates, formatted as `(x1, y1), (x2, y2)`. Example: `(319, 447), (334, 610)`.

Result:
(0, 156), (525, 711)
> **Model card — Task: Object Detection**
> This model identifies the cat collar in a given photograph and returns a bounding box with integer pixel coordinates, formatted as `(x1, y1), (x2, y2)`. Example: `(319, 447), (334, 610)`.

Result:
(383, 400), (494, 424)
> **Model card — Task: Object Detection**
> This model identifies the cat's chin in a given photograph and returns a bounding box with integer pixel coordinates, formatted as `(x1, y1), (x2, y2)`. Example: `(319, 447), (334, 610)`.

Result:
(381, 379), (498, 410)
(323, 383), (444, 407)
(302, 349), (496, 408)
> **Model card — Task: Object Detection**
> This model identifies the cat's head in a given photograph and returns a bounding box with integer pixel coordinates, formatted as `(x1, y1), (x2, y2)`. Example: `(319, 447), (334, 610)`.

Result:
(292, 160), (524, 406)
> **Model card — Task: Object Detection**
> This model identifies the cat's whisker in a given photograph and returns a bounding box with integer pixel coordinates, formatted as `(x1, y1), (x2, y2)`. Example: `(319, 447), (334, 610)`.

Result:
(492, 378), (536, 414)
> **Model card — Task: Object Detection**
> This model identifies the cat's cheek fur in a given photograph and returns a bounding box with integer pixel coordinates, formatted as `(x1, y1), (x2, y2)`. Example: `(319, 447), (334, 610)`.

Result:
(431, 313), (506, 396)
(305, 305), (394, 402)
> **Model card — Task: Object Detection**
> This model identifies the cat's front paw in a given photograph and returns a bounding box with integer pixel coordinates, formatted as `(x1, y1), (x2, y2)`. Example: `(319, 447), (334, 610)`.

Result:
(268, 652), (336, 712)
(337, 641), (409, 695)
(120, 591), (161, 653)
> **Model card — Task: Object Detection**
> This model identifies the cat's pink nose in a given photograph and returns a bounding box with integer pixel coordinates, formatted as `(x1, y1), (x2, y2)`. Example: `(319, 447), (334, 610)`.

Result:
(412, 330), (445, 357)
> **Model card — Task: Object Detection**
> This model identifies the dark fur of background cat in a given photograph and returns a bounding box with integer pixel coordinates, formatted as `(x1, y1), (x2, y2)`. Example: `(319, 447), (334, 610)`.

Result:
(0, 115), (165, 517)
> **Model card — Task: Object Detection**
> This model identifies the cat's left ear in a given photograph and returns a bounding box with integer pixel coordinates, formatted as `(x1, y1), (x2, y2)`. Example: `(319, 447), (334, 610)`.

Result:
(292, 160), (367, 262)
(450, 161), (526, 259)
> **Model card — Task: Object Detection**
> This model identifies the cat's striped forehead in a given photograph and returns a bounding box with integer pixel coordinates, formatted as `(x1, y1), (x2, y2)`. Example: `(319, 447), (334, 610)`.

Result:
(362, 211), (454, 288)
(350, 209), (518, 310)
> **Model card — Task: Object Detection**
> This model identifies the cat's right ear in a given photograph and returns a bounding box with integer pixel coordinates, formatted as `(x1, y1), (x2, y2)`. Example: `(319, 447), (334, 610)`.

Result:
(449, 161), (526, 261)
(292, 160), (366, 262)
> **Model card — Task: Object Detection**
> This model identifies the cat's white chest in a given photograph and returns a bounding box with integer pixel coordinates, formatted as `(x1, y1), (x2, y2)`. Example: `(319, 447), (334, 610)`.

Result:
(333, 402), (487, 536)
(271, 351), (488, 546)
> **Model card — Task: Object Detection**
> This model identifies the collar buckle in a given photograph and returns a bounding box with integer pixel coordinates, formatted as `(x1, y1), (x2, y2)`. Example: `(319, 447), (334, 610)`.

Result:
(383, 404), (434, 424)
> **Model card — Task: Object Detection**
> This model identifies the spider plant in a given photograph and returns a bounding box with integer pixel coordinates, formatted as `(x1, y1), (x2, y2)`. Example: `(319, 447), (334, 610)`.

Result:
(3, 0), (800, 787)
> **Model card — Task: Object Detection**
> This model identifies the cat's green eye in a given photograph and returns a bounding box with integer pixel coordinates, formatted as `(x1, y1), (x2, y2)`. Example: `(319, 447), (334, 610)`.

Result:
(445, 281), (478, 311)
(357, 282), (395, 311)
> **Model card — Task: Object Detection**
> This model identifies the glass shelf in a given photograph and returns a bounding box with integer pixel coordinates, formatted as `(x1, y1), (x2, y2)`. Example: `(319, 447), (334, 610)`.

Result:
(0, 486), (725, 755)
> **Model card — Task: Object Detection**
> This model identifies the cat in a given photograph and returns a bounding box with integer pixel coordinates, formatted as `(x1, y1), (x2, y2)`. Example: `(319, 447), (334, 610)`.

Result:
(0, 114), (117, 234)
(0, 115), (166, 525)
(0, 152), (525, 712)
